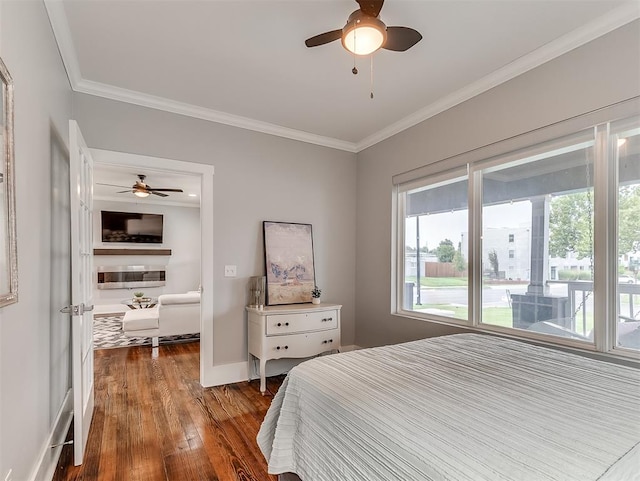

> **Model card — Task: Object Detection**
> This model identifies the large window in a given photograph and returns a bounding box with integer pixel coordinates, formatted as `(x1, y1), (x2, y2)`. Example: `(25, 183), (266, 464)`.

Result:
(480, 136), (595, 341)
(402, 175), (468, 321)
(395, 109), (640, 358)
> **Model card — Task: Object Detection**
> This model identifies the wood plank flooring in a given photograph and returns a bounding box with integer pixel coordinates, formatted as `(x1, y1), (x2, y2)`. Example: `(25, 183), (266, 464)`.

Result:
(53, 341), (284, 481)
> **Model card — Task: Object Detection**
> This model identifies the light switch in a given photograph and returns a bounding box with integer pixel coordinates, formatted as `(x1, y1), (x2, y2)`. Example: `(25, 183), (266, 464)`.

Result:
(224, 265), (237, 277)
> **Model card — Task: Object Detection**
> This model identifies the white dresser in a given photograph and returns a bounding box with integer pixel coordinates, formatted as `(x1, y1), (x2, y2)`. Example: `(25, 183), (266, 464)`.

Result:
(247, 303), (342, 394)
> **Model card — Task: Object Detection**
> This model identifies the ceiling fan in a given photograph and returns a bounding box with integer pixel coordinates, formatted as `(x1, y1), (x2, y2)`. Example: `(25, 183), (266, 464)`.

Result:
(305, 0), (422, 55)
(98, 174), (184, 198)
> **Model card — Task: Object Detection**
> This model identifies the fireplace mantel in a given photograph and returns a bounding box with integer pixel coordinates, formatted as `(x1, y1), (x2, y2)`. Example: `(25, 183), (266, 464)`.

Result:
(94, 248), (172, 256)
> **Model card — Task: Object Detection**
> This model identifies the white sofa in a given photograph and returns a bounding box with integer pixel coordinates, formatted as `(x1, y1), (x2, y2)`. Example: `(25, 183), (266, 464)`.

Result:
(122, 291), (200, 347)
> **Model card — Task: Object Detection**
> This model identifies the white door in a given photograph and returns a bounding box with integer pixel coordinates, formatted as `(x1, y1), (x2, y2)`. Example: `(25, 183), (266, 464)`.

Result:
(69, 120), (95, 465)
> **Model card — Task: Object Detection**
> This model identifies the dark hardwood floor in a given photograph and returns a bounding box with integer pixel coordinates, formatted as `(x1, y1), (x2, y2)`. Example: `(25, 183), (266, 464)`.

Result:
(53, 341), (284, 481)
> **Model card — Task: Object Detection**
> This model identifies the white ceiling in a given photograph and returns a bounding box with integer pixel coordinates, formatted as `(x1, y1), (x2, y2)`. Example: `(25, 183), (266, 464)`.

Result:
(47, 0), (638, 153)
(47, 0), (638, 155)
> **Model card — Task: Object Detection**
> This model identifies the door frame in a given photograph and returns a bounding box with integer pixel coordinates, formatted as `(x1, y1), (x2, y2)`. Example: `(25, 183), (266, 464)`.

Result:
(90, 149), (214, 385)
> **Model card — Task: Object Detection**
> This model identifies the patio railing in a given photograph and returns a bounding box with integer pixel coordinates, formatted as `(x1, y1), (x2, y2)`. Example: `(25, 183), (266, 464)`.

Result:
(547, 280), (640, 335)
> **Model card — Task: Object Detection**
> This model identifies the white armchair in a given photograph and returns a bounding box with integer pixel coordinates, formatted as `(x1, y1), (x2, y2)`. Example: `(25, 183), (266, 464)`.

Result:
(122, 291), (200, 347)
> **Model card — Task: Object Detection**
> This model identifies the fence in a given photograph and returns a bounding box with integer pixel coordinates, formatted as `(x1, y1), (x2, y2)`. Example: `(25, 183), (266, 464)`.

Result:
(425, 262), (467, 278)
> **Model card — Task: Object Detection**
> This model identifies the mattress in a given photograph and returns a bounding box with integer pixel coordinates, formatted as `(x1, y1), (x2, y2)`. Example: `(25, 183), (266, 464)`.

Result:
(258, 334), (640, 481)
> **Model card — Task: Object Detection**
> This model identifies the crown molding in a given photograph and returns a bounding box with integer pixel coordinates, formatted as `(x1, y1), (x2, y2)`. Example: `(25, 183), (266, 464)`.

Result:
(355, 2), (640, 152)
(74, 78), (357, 152)
(46, 0), (639, 154)
(44, 0), (82, 87)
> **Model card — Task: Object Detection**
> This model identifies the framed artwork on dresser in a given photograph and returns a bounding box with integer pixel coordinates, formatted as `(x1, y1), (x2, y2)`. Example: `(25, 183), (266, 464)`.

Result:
(263, 221), (316, 305)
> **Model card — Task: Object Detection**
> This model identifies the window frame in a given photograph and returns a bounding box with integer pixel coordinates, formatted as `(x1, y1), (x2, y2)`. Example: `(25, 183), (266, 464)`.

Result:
(395, 167), (470, 327)
(392, 98), (640, 360)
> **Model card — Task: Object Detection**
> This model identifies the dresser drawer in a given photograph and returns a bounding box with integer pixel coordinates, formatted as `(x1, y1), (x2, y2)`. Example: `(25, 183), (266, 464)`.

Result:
(264, 329), (339, 359)
(266, 309), (338, 335)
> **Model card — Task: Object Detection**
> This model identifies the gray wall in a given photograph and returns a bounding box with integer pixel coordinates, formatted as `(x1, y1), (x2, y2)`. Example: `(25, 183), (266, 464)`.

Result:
(355, 20), (640, 348)
(71, 94), (358, 365)
(0, 1), (73, 480)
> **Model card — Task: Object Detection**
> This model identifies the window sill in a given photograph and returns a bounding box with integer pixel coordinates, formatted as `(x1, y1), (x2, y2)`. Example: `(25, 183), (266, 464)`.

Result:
(393, 310), (640, 367)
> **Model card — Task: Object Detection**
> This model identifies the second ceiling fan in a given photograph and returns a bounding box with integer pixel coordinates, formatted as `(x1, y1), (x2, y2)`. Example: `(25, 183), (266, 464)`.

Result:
(305, 0), (422, 55)
(99, 174), (184, 198)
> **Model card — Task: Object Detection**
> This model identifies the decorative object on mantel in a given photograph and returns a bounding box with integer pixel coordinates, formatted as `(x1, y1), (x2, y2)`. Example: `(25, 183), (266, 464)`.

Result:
(248, 276), (266, 310)
(263, 221), (316, 305)
(0, 56), (17, 308)
(311, 286), (322, 305)
(134, 291), (144, 298)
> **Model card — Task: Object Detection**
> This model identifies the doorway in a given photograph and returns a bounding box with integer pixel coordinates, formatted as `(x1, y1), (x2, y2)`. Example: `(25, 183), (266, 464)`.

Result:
(89, 149), (214, 385)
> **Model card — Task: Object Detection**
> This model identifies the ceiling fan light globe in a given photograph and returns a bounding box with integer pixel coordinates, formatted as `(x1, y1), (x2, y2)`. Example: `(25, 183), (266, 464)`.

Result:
(342, 15), (387, 56)
(134, 190), (150, 198)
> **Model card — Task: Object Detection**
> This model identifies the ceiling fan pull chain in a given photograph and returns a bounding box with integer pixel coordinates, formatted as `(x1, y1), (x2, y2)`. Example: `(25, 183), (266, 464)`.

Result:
(370, 55), (374, 99)
(352, 29), (358, 75)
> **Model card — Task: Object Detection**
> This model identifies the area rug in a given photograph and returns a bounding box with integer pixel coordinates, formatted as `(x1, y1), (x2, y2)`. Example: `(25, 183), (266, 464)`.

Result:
(93, 315), (200, 349)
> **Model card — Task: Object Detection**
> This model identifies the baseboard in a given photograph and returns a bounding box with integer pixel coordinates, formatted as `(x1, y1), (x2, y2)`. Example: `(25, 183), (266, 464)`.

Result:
(29, 389), (73, 481)
(201, 345), (361, 387)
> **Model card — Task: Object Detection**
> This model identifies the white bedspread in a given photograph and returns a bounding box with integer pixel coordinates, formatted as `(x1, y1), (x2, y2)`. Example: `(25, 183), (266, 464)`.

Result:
(258, 334), (640, 481)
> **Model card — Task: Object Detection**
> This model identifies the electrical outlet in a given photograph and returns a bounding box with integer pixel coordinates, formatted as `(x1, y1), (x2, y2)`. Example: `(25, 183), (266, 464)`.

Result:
(224, 265), (237, 277)
(4, 468), (12, 481)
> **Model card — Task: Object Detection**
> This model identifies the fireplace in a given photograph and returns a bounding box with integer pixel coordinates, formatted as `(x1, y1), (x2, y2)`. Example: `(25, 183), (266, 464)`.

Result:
(97, 265), (166, 290)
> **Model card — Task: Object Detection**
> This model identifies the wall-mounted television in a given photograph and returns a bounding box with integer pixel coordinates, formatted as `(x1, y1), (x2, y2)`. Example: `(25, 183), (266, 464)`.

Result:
(101, 211), (163, 243)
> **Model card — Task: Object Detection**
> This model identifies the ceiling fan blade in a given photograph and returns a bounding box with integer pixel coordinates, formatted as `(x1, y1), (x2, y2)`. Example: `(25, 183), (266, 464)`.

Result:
(383, 26), (422, 52)
(356, 0), (384, 18)
(151, 191), (169, 197)
(97, 182), (131, 188)
(116, 190), (134, 194)
(305, 29), (342, 48)
(149, 188), (184, 193)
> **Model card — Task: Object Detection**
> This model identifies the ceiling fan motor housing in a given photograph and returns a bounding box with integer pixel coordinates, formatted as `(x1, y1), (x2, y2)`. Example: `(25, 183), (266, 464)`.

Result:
(341, 10), (387, 55)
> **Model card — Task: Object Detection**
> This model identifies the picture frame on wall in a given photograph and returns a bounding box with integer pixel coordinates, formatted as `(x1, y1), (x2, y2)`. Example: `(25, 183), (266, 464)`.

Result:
(263, 221), (315, 305)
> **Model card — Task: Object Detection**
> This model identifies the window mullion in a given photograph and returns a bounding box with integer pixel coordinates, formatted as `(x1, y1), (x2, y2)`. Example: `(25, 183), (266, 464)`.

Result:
(394, 186), (406, 313)
(469, 167), (483, 326)
(592, 123), (616, 352)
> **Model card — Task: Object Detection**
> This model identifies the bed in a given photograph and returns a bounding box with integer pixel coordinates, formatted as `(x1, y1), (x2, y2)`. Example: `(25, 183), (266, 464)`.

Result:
(257, 334), (640, 481)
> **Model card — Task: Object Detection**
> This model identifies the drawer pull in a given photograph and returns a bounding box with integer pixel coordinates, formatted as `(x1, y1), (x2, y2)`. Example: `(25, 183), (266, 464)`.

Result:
(285, 322), (289, 326)
(277, 322), (282, 327)
(276, 346), (281, 350)
(284, 345), (289, 350)
(328, 317), (333, 321)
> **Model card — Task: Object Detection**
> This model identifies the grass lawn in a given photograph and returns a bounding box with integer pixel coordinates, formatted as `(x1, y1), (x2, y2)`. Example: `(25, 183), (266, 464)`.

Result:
(405, 276), (467, 287)
(413, 304), (513, 327)
(412, 303), (599, 335)
(407, 290), (638, 337)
